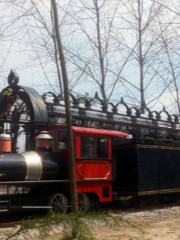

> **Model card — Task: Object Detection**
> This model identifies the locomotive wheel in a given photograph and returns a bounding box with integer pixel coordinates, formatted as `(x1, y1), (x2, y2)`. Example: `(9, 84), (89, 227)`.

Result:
(78, 193), (90, 212)
(48, 193), (68, 214)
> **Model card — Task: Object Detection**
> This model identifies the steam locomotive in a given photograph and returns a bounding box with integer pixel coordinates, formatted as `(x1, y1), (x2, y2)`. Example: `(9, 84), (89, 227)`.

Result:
(0, 70), (180, 213)
(0, 125), (128, 213)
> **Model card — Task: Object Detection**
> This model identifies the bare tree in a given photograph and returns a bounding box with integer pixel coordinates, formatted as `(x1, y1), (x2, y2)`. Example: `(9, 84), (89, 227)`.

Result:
(151, 0), (180, 114)
(57, 0), (172, 111)
(58, 0), (133, 103)
(114, 0), (168, 111)
(9, 0), (85, 95)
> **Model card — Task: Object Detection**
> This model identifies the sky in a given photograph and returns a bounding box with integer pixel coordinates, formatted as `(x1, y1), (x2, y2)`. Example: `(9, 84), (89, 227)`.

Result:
(1, 0), (180, 114)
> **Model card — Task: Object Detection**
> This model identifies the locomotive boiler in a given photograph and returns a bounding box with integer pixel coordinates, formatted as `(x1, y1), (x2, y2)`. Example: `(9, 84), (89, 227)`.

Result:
(0, 151), (66, 182)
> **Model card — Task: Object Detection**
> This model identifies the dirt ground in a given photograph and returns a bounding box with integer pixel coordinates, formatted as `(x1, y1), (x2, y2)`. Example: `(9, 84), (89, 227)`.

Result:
(93, 217), (180, 240)
(28, 212), (180, 240)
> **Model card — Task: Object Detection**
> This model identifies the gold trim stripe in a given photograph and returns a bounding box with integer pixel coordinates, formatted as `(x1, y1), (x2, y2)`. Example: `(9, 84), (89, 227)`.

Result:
(119, 187), (180, 195)
(113, 144), (180, 151)
(137, 144), (180, 150)
(21, 152), (42, 181)
(119, 196), (133, 201)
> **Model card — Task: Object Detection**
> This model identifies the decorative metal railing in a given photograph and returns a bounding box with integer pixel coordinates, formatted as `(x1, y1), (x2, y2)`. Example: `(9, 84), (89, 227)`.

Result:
(0, 70), (180, 140)
(42, 91), (180, 140)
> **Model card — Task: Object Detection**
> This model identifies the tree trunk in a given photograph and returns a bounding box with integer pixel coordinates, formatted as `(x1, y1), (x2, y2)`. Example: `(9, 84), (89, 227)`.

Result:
(94, 0), (107, 103)
(51, 0), (78, 213)
(138, 0), (145, 113)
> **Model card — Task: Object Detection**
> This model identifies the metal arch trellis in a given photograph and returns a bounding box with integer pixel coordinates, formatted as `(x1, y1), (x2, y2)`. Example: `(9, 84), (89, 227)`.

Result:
(0, 70), (49, 152)
(0, 70), (48, 125)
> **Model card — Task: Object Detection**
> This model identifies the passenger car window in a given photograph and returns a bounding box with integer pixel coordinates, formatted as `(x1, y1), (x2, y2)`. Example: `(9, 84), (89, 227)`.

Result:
(80, 136), (108, 158)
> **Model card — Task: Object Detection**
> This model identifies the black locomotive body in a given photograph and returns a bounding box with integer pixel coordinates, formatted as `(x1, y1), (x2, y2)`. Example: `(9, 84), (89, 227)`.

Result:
(0, 151), (67, 181)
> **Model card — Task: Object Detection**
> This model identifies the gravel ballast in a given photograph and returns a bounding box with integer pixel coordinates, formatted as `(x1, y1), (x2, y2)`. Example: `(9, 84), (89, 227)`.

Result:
(1, 206), (180, 240)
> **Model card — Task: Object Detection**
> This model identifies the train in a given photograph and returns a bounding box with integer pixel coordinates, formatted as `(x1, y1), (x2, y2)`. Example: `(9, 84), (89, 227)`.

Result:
(0, 125), (129, 213)
(0, 70), (180, 213)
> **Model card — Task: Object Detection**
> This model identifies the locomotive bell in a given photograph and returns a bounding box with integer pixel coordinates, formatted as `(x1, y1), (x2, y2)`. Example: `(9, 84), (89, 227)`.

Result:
(35, 131), (53, 148)
(0, 133), (11, 153)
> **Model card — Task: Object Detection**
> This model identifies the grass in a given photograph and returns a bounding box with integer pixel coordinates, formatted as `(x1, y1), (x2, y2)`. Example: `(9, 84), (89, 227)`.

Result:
(4, 211), (144, 240)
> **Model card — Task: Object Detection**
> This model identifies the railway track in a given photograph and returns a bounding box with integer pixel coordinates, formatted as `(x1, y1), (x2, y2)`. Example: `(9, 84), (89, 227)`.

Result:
(0, 221), (21, 228)
(0, 210), (40, 228)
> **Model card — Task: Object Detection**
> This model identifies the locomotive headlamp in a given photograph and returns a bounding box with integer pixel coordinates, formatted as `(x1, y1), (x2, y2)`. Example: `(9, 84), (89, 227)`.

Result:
(35, 131), (53, 149)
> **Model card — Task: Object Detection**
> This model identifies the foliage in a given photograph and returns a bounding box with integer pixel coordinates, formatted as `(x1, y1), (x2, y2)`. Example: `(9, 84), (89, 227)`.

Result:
(4, 211), (144, 240)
